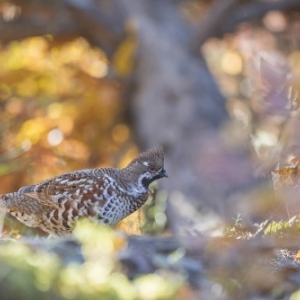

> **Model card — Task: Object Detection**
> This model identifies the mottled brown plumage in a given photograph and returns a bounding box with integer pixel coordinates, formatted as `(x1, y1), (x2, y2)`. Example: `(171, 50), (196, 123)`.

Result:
(0, 146), (168, 235)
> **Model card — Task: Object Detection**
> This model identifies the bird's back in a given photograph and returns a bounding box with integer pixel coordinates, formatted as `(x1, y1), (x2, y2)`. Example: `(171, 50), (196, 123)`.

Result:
(0, 167), (148, 235)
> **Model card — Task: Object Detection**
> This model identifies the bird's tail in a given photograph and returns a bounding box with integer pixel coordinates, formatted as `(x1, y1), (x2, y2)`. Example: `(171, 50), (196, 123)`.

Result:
(0, 192), (19, 209)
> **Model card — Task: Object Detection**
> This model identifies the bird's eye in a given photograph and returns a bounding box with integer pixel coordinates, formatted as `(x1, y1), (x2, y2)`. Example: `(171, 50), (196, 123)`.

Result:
(149, 166), (155, 171)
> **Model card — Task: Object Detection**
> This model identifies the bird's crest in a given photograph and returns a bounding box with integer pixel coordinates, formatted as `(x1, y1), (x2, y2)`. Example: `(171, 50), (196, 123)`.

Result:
(128, 146), (164, 169)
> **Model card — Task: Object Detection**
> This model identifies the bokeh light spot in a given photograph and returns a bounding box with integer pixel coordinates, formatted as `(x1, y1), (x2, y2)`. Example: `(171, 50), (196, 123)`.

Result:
(263, 10), (287, 32)
(47, 128), (64, 146)
(221, 51), (243, 75)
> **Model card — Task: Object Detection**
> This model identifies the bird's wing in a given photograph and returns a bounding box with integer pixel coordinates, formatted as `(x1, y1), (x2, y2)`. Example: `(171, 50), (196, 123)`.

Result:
(19, 170), (108, 208)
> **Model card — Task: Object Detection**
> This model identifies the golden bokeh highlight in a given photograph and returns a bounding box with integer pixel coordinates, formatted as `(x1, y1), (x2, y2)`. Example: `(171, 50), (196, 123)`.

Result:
(221, 50), (243, 75)
(112, 124), (130, 143)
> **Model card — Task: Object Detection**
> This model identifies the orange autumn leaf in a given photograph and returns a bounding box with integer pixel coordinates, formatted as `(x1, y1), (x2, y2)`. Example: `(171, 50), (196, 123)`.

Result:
(272, 157), (300, 190)
(295, 249), (300, 260)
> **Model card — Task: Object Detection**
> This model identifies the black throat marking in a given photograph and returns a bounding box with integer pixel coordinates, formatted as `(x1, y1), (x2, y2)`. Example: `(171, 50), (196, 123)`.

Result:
(141, 174), (162, 189)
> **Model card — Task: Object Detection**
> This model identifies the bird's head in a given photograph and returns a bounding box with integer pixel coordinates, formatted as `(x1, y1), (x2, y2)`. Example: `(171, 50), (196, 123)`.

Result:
(125, 146), (168, 189)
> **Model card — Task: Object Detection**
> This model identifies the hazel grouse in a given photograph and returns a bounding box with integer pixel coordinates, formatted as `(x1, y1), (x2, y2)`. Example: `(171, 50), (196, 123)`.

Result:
(0, 146), (168, 235)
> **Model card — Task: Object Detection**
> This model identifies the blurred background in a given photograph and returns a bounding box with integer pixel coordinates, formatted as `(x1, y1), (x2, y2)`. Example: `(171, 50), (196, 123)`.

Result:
(1, 1), (300, 299)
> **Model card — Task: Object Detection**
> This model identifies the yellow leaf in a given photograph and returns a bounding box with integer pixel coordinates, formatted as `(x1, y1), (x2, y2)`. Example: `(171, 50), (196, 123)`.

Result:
(112, 35), (137, 76)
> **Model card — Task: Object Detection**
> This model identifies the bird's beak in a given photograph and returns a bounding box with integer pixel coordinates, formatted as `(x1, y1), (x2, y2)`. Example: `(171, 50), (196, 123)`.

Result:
(161, 168), (169, 178)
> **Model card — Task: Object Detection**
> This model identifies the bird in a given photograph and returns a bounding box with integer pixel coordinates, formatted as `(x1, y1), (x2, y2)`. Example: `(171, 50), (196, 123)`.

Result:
(0, 146), (168, 236)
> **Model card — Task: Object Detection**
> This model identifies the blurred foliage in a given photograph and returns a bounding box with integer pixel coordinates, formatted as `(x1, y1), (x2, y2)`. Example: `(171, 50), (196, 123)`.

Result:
(264, 219), (300, 237)
(0, 221), (183, 300)
(0, 36), (128, 185)
(202, 10), (300, 168)
(142, 188), (168, 236)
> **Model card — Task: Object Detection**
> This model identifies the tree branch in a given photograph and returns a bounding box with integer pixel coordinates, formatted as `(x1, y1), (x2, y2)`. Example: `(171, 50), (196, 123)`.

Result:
(0, 0), (126, 57)
(195, 0), (300, 48)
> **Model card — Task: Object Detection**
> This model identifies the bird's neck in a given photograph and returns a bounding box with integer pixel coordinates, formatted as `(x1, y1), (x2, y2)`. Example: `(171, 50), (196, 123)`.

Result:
(119, 168), (149, 194)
